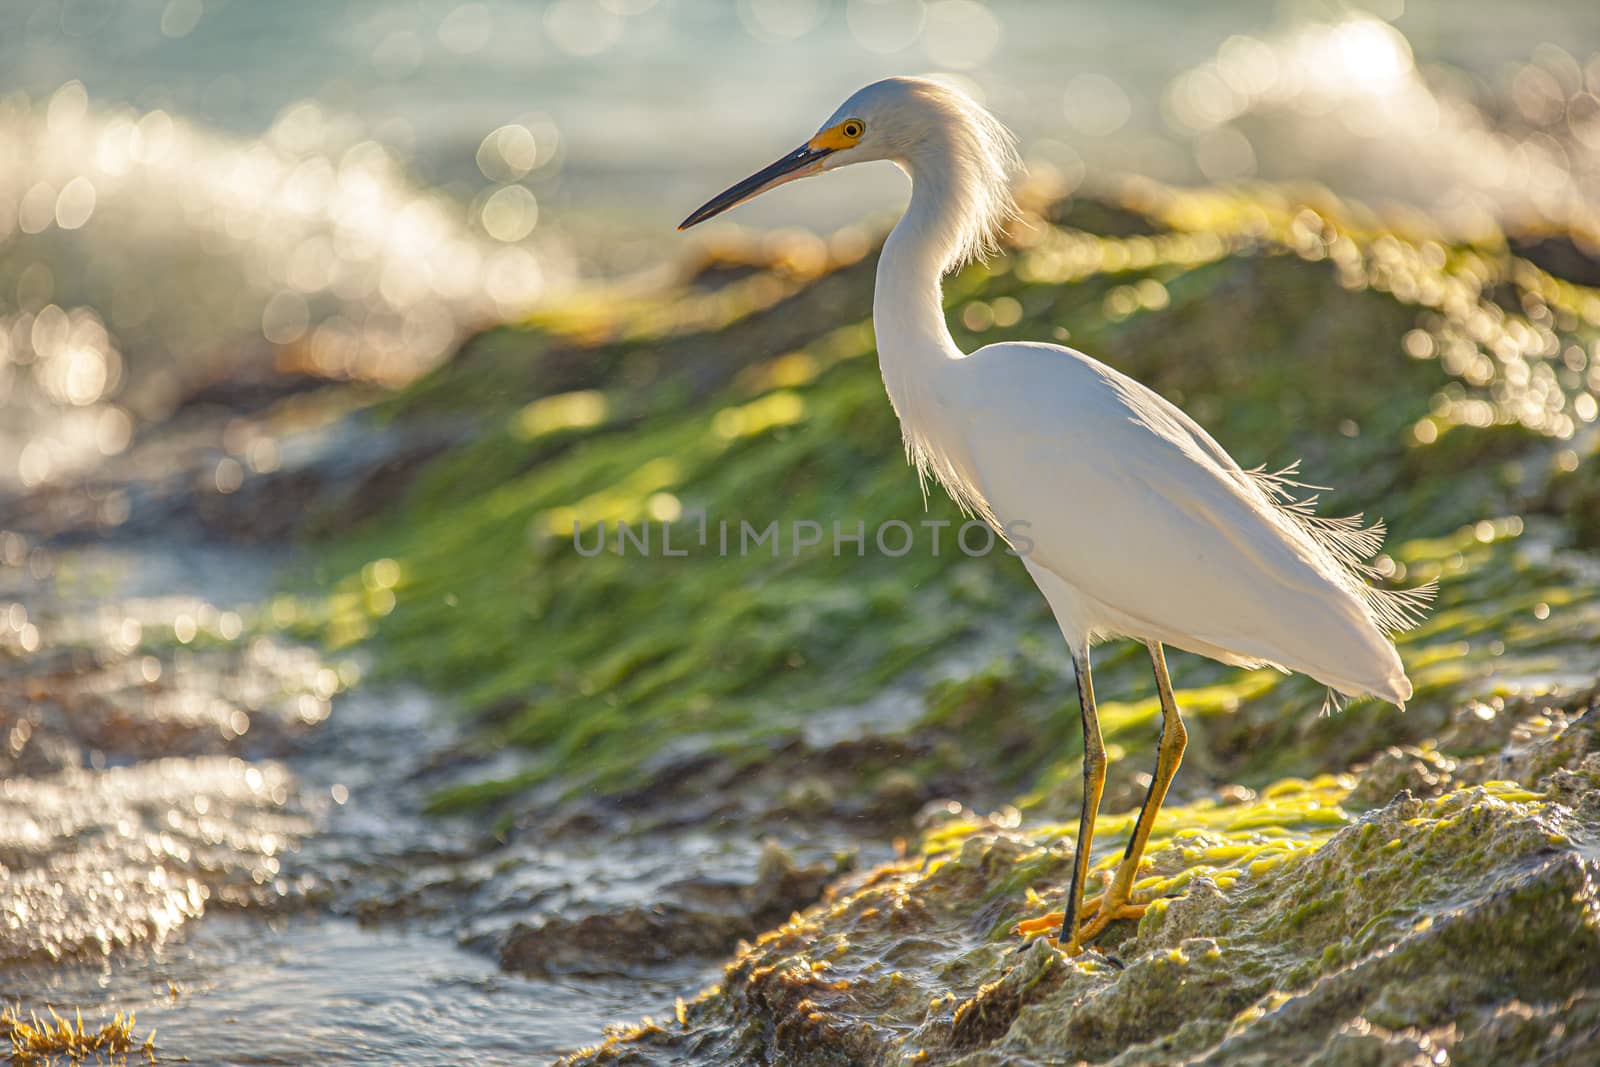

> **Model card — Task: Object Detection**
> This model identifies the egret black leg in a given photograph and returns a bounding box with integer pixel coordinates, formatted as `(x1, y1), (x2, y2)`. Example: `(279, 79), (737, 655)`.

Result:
(1056, 646), (1106, 951)
(1077, 641), (1187, 943)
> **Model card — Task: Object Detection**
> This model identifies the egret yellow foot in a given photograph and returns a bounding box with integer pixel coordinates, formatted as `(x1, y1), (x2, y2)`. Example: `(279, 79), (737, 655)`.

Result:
(1073, 892), (1147, 942)
(1012, 910), (1064, 940)
(1012, 890), (1145, 948)
(1013, 871), (1115, 940)
(1012, 896), (1100, 940)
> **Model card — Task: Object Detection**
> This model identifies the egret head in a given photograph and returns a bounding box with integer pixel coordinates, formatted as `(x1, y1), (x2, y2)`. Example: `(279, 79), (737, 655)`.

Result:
(679, 77), (1019, 268)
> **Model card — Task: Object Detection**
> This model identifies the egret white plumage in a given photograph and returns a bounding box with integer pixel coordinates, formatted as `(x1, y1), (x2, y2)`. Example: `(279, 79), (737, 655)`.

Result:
(679, 77), (1433, 954)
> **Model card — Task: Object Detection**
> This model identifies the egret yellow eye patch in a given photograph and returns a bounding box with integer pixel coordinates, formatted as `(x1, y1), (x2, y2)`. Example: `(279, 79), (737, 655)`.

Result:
(808, 118), (865, 151)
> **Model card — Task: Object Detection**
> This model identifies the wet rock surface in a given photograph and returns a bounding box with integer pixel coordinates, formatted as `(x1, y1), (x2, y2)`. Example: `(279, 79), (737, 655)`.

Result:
(566, 705), (1600, 1066)
(497, 840), (843, 978)
(0, 535), (336, 967)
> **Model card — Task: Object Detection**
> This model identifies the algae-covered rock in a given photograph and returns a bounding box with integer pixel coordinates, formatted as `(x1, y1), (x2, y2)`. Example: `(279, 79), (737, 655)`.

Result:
(300, 182), (1600, 807)
(563, 716), (1600, 1065)
(288, 183), (1600, 1062)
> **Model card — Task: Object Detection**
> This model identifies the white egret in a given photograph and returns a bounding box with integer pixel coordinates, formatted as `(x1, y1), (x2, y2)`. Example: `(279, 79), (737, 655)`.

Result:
(679, 77), (1432, 954)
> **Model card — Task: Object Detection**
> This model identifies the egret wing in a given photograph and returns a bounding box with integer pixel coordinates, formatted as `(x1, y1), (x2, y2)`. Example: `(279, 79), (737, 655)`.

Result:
(949, 342), (1409, 697)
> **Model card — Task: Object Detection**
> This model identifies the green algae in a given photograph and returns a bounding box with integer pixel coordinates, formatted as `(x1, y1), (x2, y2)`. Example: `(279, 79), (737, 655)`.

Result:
(288, 183), (1600, 1060)
(297, 183), (1600, 812)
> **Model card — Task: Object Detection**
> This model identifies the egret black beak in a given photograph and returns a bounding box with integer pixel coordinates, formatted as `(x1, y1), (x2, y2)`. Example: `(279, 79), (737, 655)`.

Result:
(678, 143), (833, 230)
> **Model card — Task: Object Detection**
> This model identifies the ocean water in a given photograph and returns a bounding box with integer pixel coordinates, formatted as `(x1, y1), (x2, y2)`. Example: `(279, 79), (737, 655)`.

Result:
(1, 0), (1598, 486)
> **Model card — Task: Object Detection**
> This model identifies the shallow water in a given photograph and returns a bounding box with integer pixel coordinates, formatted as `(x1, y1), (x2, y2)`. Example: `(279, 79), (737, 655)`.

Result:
(0, 536), (713, 1062)
(4, 914), (689, 1066)
(0, 510), (864, 1061)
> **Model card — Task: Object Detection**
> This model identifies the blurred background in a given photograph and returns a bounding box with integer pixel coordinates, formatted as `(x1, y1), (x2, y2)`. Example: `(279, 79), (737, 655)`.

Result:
(4, 0), (1600, 494)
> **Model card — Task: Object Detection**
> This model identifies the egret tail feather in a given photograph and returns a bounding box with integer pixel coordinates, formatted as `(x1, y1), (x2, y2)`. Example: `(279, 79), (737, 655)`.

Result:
(1244, 462), (1437, 635)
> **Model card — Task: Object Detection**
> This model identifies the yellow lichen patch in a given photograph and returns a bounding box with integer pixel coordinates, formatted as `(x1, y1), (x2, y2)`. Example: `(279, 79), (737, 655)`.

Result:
(734, 351), (822, 396)
(1005, 777), (1359, 939)
(540, 456), (683, 536)
(512, 390), (609, 440)
(712, 390), (807, 440)
(523, 248), (821, 344)
(1477, 781), (1543, 804)
(0, 1005), (156, 1065)
(1228, 989), (1296, 1034)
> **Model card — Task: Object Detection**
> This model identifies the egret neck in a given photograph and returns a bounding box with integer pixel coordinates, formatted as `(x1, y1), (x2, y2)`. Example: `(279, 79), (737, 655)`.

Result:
(875, 152), (967, 370)
(873, 139), (998, 522)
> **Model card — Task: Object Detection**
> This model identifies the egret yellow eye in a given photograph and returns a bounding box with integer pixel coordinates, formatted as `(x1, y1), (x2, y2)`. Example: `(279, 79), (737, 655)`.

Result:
(807, 119), (868, 152)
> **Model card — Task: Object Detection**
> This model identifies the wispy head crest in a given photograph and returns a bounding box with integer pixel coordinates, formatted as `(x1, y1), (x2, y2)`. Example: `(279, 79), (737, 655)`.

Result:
(836, 77), (1021, 273)
(909, 80), (1022, 271)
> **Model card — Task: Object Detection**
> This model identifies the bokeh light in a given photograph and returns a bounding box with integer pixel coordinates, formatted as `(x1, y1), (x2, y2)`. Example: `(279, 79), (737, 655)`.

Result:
(738, 0), (824, 42)
(2, 4), (1597, 491)
(847, 0), (926, 55)
(923, 1), (1000, 70)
